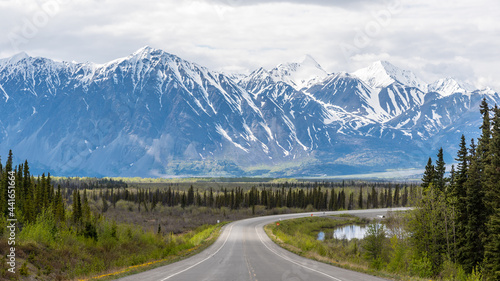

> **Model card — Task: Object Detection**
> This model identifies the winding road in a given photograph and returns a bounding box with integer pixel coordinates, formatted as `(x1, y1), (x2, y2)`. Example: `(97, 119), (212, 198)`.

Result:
(118, 208), (409, 281)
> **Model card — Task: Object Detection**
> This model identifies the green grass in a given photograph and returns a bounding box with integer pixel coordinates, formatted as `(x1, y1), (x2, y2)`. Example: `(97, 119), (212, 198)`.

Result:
(1, 213), (227, 281)
(265, 216), (433, 281)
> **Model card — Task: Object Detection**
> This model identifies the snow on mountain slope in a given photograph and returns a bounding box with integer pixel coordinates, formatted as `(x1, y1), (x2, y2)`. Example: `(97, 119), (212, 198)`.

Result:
(428, 77), (476, 96)
(0, 47), (326, 176)
(1, 48), (499, 177)
(353, 61), (427, 91)
(240, 55), (328, 93)
(307, 72), (390, 122)
(0, 51), (30, 68)
(377, 83), (426, 117)
(269, 55), (328, 90)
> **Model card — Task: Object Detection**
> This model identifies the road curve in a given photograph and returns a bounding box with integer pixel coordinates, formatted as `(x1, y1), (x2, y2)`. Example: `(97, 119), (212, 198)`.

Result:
(118, 208), (409, 281)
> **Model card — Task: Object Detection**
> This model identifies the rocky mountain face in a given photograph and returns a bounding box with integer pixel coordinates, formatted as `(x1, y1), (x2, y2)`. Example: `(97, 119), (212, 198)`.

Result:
(1, 47), (498, 177)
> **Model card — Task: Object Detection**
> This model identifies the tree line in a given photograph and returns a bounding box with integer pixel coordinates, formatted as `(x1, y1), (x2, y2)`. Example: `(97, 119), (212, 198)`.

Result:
(54, 182), (417, 214)
(414, 98), (500, 280)
(0, 151), (64, 226)
(0, 151), (419, 235)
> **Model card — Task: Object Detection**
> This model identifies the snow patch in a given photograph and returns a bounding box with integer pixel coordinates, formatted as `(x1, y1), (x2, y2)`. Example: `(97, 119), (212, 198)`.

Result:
(216, 124), (249, 152)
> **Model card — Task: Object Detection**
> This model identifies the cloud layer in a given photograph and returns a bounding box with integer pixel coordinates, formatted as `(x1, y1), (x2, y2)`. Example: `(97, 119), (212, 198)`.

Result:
(1, 0), (499, 89)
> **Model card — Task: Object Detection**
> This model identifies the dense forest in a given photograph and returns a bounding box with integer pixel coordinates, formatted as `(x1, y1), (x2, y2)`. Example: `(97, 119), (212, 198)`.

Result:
(412, 98), (500, 280)
(53, 179), (416, 213)
(0, 150), (417, 280)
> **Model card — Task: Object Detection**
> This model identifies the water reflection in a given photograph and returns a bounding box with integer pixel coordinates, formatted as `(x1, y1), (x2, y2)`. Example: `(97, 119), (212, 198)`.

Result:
(317, 231), (325, 241)
(316, 224), (383, 241)
(333, 224), (370, 240)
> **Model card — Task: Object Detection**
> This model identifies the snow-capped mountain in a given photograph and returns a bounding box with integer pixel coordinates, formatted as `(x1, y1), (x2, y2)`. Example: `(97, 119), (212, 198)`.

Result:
(270, 55), (328, 90)
(353, 61), (428, 91)
(240, 55), (328, 93)
(428, 77), (475, 96)
(0, 47), (498, 177)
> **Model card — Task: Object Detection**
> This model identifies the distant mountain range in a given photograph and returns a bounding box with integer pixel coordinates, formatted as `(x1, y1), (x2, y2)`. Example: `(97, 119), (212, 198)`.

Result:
(1, 46), (498, 177)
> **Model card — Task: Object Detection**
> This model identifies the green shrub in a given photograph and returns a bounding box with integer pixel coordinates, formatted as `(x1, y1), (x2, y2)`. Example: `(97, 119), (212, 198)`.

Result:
(19, 211), (57, 245)
(409, 252), (433, 278)
(362, 224), (386, 267)
(466, 267), (483, 281)
(19, 262), (29, 276)
(386, 235), (408, 274)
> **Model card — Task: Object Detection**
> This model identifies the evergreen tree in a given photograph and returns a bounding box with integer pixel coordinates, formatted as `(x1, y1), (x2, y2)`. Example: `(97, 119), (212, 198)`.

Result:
(82, 189), (91, 222)
(1, 150), (14, 215)
(53, 185), (65, 223)
(393, 185), (400, 207)
(484, 106), (500, 279)
(422, 157), (435, 189)
(187, 185), (195, 206)
(330, 188), (337, 210)
(477, 98), (491, 171)
(462, 139), (486, 272)
(371, 186), (378, 208)
(451, 136), (470, 267)
(484, 209), (500, 280)
(358, 187), (363, 209)
(402, 185), (408, 207)
(434, 148), (446, 192)
(72, 190), (82, 224)
(451, 135), (469, 201)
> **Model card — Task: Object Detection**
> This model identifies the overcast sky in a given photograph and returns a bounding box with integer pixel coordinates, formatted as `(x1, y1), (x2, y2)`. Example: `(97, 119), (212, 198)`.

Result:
(1, 0), (499, 90)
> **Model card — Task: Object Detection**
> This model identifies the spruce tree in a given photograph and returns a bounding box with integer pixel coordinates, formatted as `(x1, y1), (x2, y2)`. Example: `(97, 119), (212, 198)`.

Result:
(358, 187), (363, 209)
(371, 186), (378, 208)
(484, 106), (500, 279)
(477, 98), (491, 171)
(484, 209), (500, 280)
(451, 135), (469, 266)
(72, 190), (82, 224)
(434, 148), (446, 192)
(393, 185), (400, 207)
(462, 139), (486, 272)
(422, 157), (435, 189)
(187, 185), (195, 206)
(53, 185), (65, 223)
(1, 150), (14, 215)
(82, 190), (91, 222)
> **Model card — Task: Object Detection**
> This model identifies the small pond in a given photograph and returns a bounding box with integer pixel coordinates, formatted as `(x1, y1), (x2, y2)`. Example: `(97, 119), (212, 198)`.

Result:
(317, 224), (383, 241)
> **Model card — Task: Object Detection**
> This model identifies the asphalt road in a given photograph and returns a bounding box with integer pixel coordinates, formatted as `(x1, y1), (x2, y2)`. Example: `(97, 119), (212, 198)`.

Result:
(118, 208), (409, 281)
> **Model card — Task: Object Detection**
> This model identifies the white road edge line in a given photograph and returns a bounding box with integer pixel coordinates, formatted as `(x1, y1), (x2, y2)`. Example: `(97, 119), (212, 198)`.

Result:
(255, 222), (343, 281)
(160, 223), (235, 281)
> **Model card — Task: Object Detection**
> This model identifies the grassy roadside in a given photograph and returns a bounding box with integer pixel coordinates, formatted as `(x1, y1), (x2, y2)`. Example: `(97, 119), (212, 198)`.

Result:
(0, 218), (228, 281)
(264, 216), (428, 281)
(78, 222), (229, 281)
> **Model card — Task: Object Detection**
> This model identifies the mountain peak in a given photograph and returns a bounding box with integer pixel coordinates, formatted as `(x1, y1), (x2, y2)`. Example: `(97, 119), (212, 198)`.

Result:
(373, 60), (392, 68)
(428, 77), (475, 96)
(12, 51), (30, 60)
(269, 55), (328, 90)
(134, 45), (154, 53)
(299, 54), (321, 68)
(0, 52), (30, 66)
(131, 45), (166, 57)
(353, 60), (427, 91)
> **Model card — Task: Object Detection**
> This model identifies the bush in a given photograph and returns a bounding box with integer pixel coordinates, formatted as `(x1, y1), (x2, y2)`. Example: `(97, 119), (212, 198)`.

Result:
(19, 262), (29, 276)
(466, 267), (483, 281)
(115, 200), (135, 212)
(19, 211), (57, 246)
(386, 235), (408, 274)
(362, 224), (386, 268)
(409, 252), (433, 278)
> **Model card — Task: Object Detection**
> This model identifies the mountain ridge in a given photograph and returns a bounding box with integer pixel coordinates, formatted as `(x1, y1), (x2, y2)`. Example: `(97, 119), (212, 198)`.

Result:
(0, 47), (497, 177)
